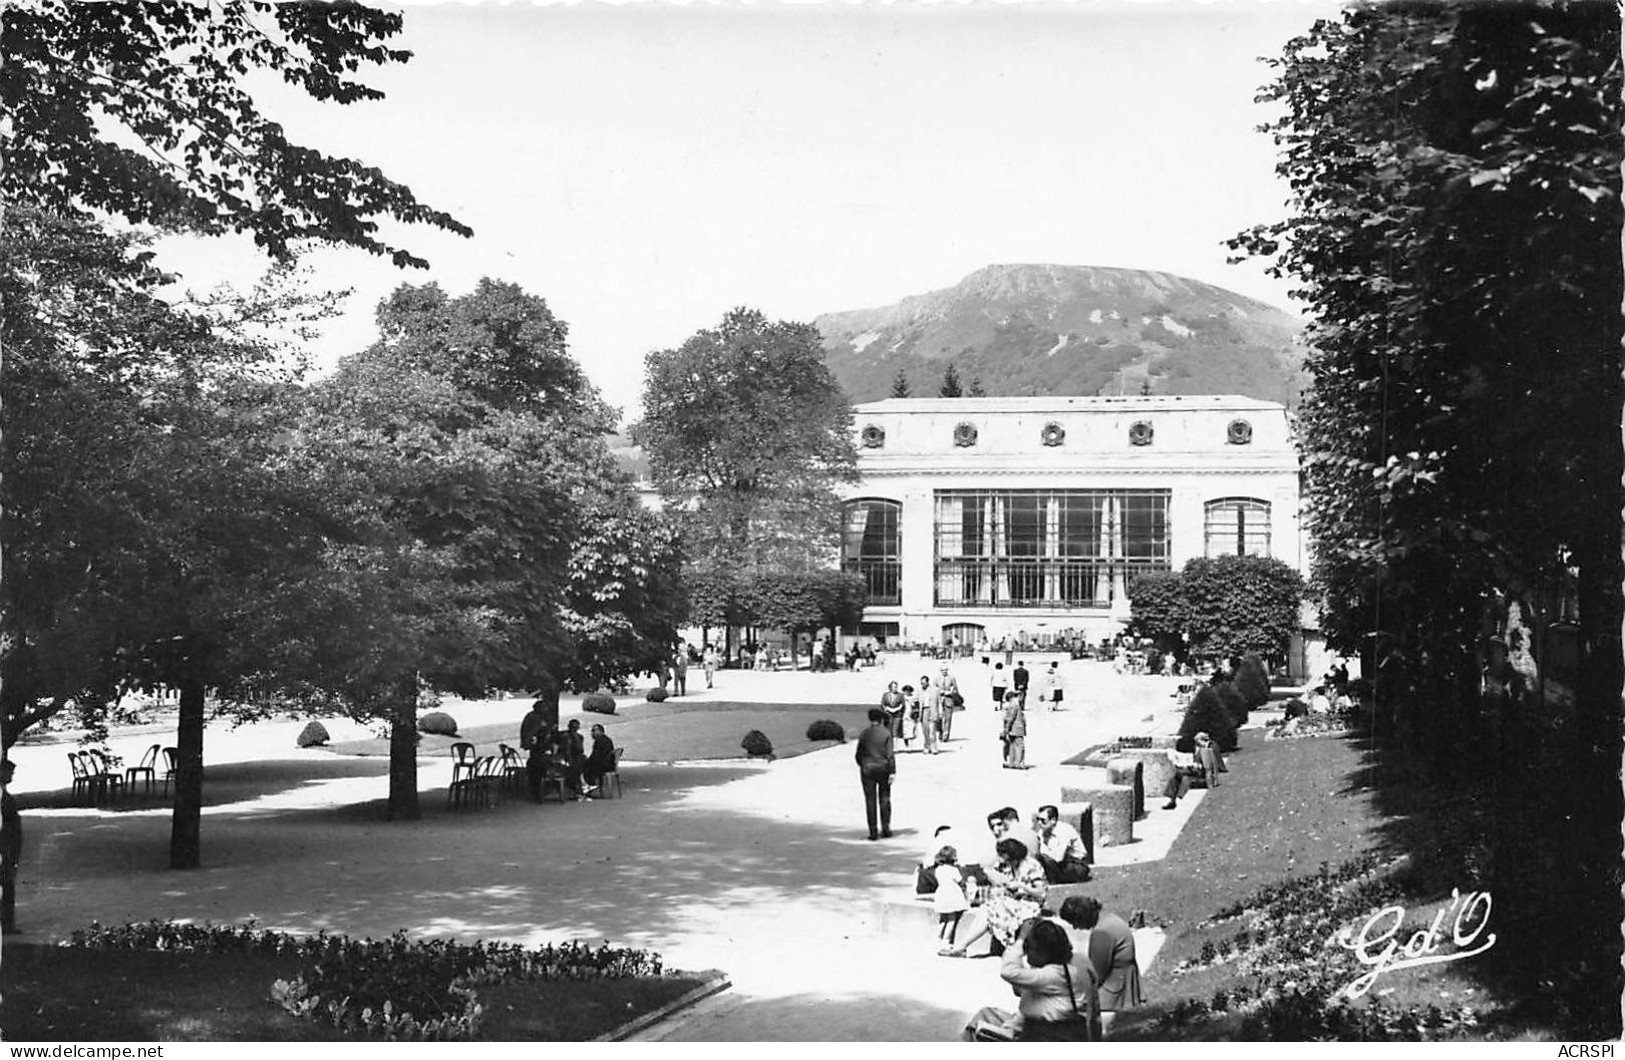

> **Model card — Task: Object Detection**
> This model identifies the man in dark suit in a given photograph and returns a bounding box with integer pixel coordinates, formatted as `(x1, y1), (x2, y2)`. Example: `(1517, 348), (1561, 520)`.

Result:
(1012, 660), (1031, 705)
(855, 707), (896, 840)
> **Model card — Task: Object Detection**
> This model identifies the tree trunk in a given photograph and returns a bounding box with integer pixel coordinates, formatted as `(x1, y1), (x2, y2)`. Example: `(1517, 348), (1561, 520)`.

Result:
(386, 674), (421, 821)
(168, 677), (206, 869)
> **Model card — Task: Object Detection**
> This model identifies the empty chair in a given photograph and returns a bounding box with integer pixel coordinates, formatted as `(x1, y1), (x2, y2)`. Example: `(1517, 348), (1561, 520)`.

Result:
(160, 748), (178, 797)
(497, 744), (526, 798)
(84, 750), (124, 803)
(68, 752), (93, 804)
(538, 761), (568, 804)
(447, 743), (479, 807)
(126, 744), (161, 795)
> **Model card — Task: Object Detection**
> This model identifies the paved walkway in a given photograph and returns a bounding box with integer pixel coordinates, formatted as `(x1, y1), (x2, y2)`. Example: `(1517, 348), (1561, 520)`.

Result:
(6, 659), (1197, 1041)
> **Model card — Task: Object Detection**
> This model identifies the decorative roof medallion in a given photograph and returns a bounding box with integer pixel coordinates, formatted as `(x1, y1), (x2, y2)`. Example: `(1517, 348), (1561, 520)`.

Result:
(860, 424), (886, 449)
(1129, 420), (1154, 447)
(1227, 419), (1253, 445)
(1041, 421), (1066, 447)
(953, 421), (979, 447)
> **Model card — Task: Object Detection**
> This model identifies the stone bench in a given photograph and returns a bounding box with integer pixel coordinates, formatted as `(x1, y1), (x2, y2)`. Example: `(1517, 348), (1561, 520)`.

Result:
(1061, 772), (1135, 847)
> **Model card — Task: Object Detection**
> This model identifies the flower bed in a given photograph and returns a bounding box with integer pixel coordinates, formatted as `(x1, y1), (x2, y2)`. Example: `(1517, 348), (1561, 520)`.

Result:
(1264, 709), (1361, 741)
(67, 920), (664, 1041)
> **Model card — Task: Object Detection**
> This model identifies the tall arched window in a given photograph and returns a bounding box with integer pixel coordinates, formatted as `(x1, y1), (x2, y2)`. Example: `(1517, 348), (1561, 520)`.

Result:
(1205, 497), (1271, 557)
(843, 498), (902, 605)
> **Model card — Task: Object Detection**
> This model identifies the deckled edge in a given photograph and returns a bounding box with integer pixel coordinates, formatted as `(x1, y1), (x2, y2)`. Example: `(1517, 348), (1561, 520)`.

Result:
(591, 969), (732, 1042)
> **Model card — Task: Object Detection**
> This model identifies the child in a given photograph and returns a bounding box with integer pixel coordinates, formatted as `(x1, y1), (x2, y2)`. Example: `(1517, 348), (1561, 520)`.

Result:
(933, 845), (970, 955)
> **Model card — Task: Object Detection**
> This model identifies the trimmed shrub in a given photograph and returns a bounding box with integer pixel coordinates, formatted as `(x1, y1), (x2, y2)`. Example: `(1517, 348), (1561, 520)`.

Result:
(1283, 697), (1309, 720)
(805, 719), (846, 742)
(645, 687), (669, 703)
(1214, 680), (1248, 728)
(741, 730), (773, 757)
(417, 711), (458, 737)
(582, 693), (617, 715)
(296, 721), (330, 748)
(1179, 685), (1239, 752)
(1235, 654), (1270, 708)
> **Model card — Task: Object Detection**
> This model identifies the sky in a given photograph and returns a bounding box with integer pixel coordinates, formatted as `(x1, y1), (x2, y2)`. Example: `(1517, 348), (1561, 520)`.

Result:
(156, 0), (1342, 425)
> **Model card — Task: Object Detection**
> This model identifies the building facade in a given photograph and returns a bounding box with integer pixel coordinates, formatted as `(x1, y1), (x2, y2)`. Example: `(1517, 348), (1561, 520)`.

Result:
(840, 395), (1303, 647)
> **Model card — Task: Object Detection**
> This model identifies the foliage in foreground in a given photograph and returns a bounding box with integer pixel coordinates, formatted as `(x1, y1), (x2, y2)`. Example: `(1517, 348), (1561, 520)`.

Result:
(67, 920), (663, 1042)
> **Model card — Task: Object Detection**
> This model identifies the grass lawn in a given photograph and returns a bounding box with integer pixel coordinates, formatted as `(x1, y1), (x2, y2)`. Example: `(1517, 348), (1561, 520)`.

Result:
(1095, 727), (1553, 1041)
(0, 942), (706, 1042)
(326, 700), (874, 763)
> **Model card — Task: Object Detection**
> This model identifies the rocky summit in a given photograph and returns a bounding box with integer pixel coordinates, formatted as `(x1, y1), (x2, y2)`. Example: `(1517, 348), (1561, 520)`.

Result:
(817, 263), (1306, 407)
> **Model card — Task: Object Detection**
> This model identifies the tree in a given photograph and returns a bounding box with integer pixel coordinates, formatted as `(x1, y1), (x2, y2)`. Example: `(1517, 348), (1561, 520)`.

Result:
(1, 1), (470, 266)
(0, 210), (337, 869)
(967, 376), (987, 397)
(1230, 3), (1622, 1024)
(748, 569), (866, 668)
(1178, 555), (1303, 666)
(939, 362), (964, 398)
(1234, 653), (1270, 710)
(1178, 685), (1237, 754)
(1126, 570), (1189, 654)
(890, 368), (911, 399)
(278, 355), (585, 820)
(637, 308), (858, 651)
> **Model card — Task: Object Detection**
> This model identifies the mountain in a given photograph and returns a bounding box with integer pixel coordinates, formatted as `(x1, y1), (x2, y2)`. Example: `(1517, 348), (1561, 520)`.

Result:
(815, 264), (1306, 407)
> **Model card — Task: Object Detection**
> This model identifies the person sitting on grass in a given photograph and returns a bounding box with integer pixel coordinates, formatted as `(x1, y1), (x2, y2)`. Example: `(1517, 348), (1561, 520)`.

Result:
(1058, 895), (1143, 1036)
(963, 917), (1100, 1041)
(582, 723), (616, 796)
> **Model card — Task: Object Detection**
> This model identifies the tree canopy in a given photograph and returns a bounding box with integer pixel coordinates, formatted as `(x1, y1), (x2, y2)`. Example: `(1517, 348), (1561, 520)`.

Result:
(637, 308), (858, 638)
(1, 0), (470, 265)
(1229, 1), (1621, 1026)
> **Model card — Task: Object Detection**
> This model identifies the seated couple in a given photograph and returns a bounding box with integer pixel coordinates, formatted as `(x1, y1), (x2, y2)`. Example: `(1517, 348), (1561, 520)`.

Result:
(983, 805), (1091, 885)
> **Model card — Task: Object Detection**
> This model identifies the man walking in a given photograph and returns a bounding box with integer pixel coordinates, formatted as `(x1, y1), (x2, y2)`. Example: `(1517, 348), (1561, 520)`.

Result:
(1012, 660), (1030, 705)
(855, 707), (896, 840)
(1001, 690), (1027, 769)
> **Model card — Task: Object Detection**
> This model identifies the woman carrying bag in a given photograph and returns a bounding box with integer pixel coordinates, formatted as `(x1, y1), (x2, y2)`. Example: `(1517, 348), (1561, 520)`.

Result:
(963, 918), (1100, 1041)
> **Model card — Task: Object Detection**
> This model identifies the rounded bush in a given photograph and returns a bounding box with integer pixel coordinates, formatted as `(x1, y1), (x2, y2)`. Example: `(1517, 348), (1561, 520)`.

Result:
(1283, 697), (1309, 719)
(1214, 680), (1248, 728)
(582, 692), (617, 715)
(741, 729), (774, 757)
(805, 719), (846, 742)
(645, 687), (669, 703)
(417, 711), (458, 737)
(1179, 685), (1239, 752)
(296, 721), (330, 748)
(1235, 654), (1270, 708)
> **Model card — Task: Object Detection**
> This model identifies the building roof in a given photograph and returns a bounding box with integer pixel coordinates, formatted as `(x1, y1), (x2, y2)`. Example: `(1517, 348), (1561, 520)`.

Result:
(854, 395), (1285, 414)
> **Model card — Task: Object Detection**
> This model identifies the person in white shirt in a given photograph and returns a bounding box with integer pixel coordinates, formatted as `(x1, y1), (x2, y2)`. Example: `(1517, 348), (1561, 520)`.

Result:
(1041, 663), (1064, 711)
(1032, 804), (1091, 883)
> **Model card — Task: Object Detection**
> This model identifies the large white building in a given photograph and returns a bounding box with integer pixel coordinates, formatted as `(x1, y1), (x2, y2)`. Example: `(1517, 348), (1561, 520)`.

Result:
(839, 395), (1304, 648)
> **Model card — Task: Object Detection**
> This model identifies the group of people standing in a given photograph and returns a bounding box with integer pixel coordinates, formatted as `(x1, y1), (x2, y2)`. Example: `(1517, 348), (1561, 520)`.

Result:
(878, 664), (964, 755)
(517, 703), (618, 802)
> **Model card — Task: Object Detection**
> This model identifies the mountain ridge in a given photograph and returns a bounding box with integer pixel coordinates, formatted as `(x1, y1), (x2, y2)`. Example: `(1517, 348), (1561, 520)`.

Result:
(816, 263), (1306, 407)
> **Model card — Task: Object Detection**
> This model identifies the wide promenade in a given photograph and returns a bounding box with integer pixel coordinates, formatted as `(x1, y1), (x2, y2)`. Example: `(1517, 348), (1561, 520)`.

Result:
(8, 658), (1195, 1041)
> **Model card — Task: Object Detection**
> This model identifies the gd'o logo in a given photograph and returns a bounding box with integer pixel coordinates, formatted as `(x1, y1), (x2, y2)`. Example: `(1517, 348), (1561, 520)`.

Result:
(1227, 419), (1253, 445)
(953, 422), (979, 447)
(1041, 422), (1066, 447)
(1129, 420), (1154, 447)
(860, 424), (886, 448)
